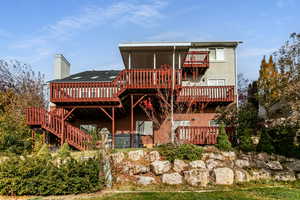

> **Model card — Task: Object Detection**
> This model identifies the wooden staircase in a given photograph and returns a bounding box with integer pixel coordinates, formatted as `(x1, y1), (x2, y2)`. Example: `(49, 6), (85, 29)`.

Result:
(26, 107), (92, 150)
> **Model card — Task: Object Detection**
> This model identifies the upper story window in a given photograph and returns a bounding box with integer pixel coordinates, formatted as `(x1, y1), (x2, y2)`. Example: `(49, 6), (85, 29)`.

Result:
(209, 48), (225, 61)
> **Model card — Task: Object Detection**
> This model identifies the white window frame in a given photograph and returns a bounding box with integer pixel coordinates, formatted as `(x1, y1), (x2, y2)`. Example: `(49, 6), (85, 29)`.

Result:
(209, 47), (225, 61)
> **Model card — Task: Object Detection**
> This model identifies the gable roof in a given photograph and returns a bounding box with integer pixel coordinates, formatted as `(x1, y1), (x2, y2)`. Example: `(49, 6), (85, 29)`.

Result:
(51, 70), (121, 83)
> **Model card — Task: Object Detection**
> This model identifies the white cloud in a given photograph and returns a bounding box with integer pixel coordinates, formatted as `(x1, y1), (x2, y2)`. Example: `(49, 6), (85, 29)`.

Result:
(147, 31), (212, 41)
(9, 0), (168, 62)
(276, 0), (294, 8)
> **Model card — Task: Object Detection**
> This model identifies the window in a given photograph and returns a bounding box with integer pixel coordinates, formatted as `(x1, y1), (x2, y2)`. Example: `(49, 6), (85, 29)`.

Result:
(209, 48), (225, 61)
(209, 120), (219, 127)
(80, 124), (96, 134)
(207, 79), (225, 86)
(136, 121), (153, 135)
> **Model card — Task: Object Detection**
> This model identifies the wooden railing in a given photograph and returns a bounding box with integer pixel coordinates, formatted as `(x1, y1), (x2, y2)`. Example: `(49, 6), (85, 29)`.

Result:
(175, 126), (234, 145)
(177, 85), (235, 102)
(183, 51), (209, 68)
(50, 69), (182, 103)
(26, 107), (91, 150)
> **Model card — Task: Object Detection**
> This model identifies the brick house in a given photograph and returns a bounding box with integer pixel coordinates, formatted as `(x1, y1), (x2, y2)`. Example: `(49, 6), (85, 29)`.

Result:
(26, 41), (241, 150)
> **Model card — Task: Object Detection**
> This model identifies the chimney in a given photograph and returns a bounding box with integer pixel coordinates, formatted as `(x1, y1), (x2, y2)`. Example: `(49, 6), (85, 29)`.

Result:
(54, 54), (70, 79)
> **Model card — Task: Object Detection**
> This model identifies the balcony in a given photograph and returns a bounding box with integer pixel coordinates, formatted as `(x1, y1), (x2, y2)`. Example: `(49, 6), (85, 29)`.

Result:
(50, 69), (182, 103)
(183, 51), (209, 68)
(176, 85), (235, 102)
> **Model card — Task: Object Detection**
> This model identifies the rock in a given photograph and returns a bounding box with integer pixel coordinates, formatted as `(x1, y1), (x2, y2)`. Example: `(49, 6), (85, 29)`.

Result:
(202, 153), (225, 161)
(162, 173), (183, 185)
(214, 168), (234, 185)
(184, 169), (209, 186)
(173, 159), (188, 172)
(296, 173), (300, 180)
(128, 150), (144, 161)
(285, 160), (300, 172)
(121, 162), (150, 175)
(151, 160), (171, 175)
(136, 176), (156, 185)
(235, 169), (250, 183)
(256, 152), (270, 161)
(116, 175), (131, 184)
(221, 151), (237, 160)
(255, 160), (268, 169)
(235, 159), (250, 168)
(111, 152), (125, 164)
(266, 161), (283, 170)
(189, 160), (206, 169)
(273, 171), (296, 181)
(206, 159), (221, 170)
(249, 169), (271, 180)
(146, 151), (160, 162)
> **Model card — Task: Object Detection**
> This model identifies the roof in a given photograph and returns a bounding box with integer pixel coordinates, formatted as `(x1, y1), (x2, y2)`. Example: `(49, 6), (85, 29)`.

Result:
(51, 70), (121, 83)
(119, 41), (242, 50)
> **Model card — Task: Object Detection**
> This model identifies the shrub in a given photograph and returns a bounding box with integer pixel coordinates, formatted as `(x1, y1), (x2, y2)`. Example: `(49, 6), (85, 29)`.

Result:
(239, 128), (255, 152)
(0, 146), (103, 195)
(256, 129), (275, 154)
(156, 143), (203, 162)
(216, 124), (232, 151)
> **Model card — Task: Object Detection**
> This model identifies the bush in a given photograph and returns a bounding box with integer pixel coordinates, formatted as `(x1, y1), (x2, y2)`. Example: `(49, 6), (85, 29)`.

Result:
(216, 124), (232, 151)
(156, 143), (203, 162)
(256, 129), (275, 154)
(0, 146), (103, 195)
(239, 128), (255, 152)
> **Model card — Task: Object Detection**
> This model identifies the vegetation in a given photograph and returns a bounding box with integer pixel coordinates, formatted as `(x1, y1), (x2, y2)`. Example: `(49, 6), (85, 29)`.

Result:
(0, 60), (46, 155)
(156, 143), (203, 162)
(216, 124), (232, 151)
(0, 145), (103, 195)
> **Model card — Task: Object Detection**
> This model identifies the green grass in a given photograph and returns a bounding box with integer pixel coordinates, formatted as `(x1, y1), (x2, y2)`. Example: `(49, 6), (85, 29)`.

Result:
(89, 181), (300, 200)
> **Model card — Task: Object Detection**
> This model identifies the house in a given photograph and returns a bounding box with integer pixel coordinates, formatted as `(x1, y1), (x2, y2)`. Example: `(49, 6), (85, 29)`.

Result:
(26, 41), (241, 150)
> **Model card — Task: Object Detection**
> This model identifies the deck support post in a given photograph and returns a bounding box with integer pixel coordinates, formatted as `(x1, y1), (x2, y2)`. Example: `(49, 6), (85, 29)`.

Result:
(112, 107), (115, 149)
(130, 95), (134, 148)
(61, 119), (65, 146)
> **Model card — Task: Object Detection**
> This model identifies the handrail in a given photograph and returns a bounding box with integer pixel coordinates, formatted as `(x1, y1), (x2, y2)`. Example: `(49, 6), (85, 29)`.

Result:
(50, 69), (182, 102)
(26, 107), (92, 150)
(175, 126), (234, 145)
(177, 85), (234, 102)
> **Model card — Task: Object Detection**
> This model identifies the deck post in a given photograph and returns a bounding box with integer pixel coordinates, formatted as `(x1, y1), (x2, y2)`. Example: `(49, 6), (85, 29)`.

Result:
(130, 95), (134, 148)
(112, 107), (115, 149)
(61, 119), (65, 146)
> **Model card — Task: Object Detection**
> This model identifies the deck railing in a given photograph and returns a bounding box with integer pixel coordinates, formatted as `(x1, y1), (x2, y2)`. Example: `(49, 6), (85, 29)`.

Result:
(50, 69), (182, 103)
(177, 85), (235, 102)
(183, 51), (209, 68)
(175, 126), (234, 145)
(26, 107), (91, 150)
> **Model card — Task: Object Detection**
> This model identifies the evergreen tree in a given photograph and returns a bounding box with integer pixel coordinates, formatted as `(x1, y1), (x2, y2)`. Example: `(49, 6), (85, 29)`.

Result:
(216, 123), (232, 151)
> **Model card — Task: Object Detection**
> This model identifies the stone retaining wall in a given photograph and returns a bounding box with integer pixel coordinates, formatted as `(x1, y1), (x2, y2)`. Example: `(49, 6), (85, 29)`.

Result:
(111, 149), (300, 186)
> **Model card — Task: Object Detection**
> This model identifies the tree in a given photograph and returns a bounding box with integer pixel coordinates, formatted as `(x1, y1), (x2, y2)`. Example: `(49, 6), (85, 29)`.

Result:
(216, 123), (232, 151)
(0, 60), (46, 154)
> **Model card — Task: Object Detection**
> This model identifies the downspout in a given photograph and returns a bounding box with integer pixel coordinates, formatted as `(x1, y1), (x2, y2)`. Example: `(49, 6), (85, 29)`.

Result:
(171, 44), (176, 143)
(234, 46), (238, 108)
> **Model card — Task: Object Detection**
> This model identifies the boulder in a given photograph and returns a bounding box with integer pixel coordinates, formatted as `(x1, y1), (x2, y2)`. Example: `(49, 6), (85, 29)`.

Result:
(296, 173), (300, 180)
(206, 159), (222, 170)
(235, 159), (250, 168)
(116, 175), (131, 184)
(266, 161), (283, 170)
(136, 176), (156, 185)
(202, 153), (225, 161)
(162, 173), (183, 185)
(234, 169), (250, 183)
(111, 152), (125, 164)
(151, 160), (171, 175)
(128, 150), (145, 161)
(146, 151), (160, 162)
(184, 169), (209, 186)
(285, 160), (300, 172)
(221, 151), (237, 160)
(273, 171), (296, 181)
(121, 162), (149, 175)
(254, 160), (268, 169)
(249, 169), (271, 180)
(256, 152), (270, 161)
(189, 160), (206, 169)
(214, 168), (234, 185)
(173, 159), (188, 172)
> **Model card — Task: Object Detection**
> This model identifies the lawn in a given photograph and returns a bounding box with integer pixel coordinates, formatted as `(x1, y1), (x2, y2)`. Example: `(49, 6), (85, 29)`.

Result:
(89, 181), (300, 200)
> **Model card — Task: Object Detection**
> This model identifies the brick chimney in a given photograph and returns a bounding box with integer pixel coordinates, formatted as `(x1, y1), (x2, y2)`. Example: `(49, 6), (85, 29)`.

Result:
(54, 54), (70, 79)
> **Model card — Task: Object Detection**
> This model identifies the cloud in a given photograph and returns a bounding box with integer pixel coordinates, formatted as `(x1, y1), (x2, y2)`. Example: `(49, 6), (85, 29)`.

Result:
(9, 0), (168, 62)
(276, 0), (294, 8)
(147, 31), (212, 41)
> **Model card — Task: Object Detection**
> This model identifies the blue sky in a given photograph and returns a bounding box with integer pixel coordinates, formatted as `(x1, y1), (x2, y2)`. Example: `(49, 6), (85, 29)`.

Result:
(0, 0), (298, 81)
